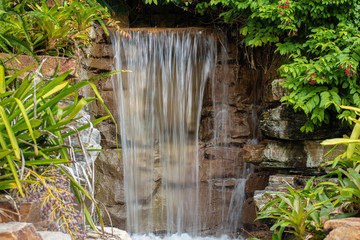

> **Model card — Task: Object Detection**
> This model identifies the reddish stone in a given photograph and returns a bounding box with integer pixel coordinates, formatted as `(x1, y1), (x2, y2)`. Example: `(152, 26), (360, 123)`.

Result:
(200, 147), (244, 181)
(0, 222), (42, 240)
(0, 53), (78, 78)
(324, 218), (360, 233)
(245, 172), (270, 195)
(325, 226), (360, 240)
(0, 200), (47, 231)
(243, 144), (266, 164)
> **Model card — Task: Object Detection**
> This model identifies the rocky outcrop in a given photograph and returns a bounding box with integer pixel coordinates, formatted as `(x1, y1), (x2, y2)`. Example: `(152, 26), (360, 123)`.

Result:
(260, 104), (349, 140)
(243, 140), (345, 173)
(94, 150), (126, 229)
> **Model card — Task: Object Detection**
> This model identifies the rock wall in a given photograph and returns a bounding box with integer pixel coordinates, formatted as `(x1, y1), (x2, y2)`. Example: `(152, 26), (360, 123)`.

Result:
(83, 23), (280, 235)
(246, 80), (348, 221)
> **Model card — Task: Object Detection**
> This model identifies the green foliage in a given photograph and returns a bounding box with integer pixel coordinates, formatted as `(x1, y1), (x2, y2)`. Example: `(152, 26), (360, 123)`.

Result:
(0, 64), (111, 235)
(257, 178), (337, 240)
(257, 105), (360, 239)
(157, 0), (360, 132)
(0, 0), (117, 57)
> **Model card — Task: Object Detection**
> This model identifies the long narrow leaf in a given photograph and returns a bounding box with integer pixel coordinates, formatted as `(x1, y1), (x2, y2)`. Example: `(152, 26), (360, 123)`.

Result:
(0, 131), (24, 196)
(0, 105), (20, 160)
(0, 65), (4, 94)
(13, 98), (38, 155)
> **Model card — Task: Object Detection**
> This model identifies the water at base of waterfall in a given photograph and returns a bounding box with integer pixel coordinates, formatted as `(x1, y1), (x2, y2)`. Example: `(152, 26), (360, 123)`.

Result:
(132, 233), (244, 240)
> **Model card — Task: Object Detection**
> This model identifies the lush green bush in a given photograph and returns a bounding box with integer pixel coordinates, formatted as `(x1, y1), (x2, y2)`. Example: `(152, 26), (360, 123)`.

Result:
(0, 0), (117, 57)
(150, 0), (360, 132)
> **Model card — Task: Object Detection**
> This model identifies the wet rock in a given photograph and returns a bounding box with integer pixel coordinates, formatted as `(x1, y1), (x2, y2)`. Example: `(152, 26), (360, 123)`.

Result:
(97, 121), (119, 149)
(200, 107), (251, 144)
(244, 172), (270, 195)
(241, 198), (261, 229)
(200, 147), (243, 180)
(0, 222), (42, 240)
(94, 150), (124, 206)
(86, 226), (131, 240)
(38, 231), (71, 240)
(260, 104), (349, 140)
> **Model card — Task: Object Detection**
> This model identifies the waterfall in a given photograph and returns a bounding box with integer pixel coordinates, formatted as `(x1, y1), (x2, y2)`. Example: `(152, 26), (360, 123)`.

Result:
(111, 29), (216, 234)
(111, 29), (247, 238)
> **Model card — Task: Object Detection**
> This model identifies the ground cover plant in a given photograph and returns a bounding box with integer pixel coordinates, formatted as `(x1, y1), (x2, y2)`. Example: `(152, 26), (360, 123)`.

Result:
(147, 0), (360, 132)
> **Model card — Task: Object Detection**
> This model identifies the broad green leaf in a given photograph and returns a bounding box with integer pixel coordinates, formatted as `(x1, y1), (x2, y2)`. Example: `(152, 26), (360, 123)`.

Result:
(12, 119), (42, 132)
(63, 98), (87, 121)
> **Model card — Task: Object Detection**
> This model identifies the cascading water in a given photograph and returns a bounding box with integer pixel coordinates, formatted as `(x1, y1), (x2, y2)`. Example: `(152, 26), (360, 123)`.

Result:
(111, 29), (246, 239)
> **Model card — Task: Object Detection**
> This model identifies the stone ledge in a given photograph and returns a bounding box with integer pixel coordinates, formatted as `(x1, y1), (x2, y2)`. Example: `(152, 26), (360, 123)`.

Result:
(260, 104), (349, 140)
(244, 140), (346, 173)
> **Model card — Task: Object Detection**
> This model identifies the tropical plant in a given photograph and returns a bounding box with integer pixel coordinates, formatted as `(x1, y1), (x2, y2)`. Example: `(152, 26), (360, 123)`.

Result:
(0, 63), (115, 237)
(256, 178), (339, 240)
(321, 105), (360, 167)
(0, 0), (119, 57)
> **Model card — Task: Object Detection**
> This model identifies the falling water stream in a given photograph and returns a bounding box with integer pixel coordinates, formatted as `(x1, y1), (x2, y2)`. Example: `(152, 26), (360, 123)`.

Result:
(111, 29), (246, 240)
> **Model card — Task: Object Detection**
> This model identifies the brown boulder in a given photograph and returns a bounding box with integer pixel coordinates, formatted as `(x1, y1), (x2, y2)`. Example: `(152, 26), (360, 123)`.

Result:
(243, 144), (266, 164)
(325, 226), (360, 240)
(324, 217), (360, 233)
(0, 222), (42, 240)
